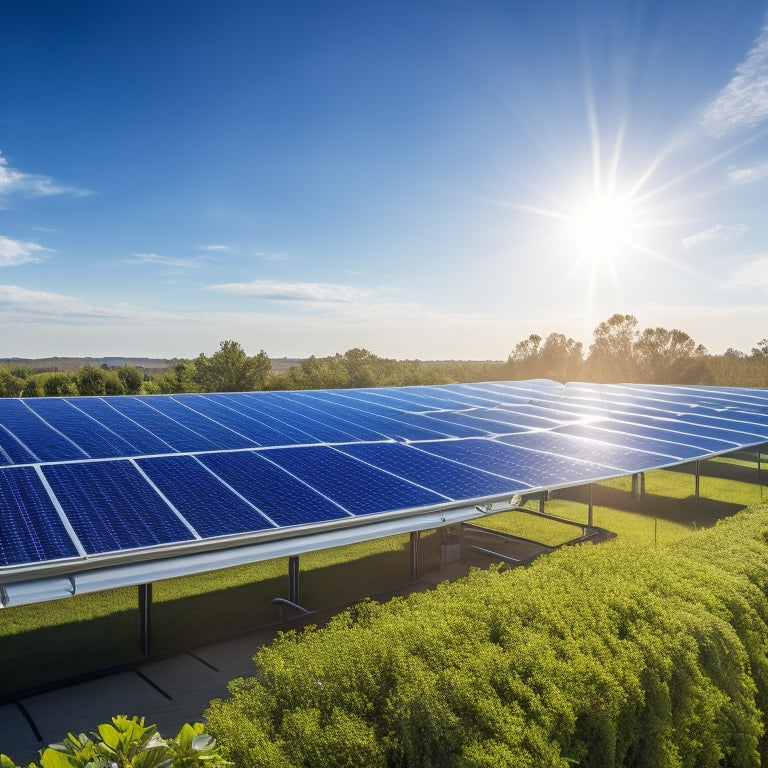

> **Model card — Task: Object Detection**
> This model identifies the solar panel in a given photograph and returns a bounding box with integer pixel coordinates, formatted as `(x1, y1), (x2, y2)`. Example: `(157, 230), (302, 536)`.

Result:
(2, 380), (768, 606)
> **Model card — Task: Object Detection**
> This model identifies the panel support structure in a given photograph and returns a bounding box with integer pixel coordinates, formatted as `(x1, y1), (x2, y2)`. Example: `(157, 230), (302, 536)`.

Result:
(288, 555), (300, 605)
(587, 484), (594, 527)
(410, 530), (420, 581)
(695, 461), (701, 499)
(138, 582), (152, 657)
(632, 473), (645, 504)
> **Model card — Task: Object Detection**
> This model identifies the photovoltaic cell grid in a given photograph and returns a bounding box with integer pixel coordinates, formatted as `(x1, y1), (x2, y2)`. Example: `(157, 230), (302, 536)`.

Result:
(1, 380), (768, 572)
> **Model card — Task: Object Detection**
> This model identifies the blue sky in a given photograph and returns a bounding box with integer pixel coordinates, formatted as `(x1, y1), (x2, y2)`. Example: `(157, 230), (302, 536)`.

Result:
(2, 0), (768, 360)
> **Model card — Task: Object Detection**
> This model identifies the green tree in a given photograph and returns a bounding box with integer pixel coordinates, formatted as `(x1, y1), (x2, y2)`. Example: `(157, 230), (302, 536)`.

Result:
(76, 365), (108, 396)
(538, 333), (584, 382)
(587, 313), (639, 382)
(20, 375), (44, 397)
(117, 365), (143, 394)
(0, 368), (24, 397)
(194, 341), (271, 393)
(41, 372), (77, 397)
(634, 327), (707, 384)
(104, 370), (127, 395)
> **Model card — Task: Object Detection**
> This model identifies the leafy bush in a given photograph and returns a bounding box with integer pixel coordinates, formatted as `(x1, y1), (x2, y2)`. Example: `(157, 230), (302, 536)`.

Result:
(206, 506), (768, 767)
(0, 716), (229, 768)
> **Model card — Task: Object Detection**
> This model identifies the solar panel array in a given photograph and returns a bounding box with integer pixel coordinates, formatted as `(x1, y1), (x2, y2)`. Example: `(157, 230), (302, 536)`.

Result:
(2, 380), (768, 580)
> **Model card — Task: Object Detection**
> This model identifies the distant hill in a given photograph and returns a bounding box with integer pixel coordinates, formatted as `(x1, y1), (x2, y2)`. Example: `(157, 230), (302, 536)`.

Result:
(0, 356), (304, 374)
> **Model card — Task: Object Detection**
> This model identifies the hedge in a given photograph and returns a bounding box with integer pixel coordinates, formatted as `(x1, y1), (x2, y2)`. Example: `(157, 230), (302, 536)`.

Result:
(206, 505), (768, 767)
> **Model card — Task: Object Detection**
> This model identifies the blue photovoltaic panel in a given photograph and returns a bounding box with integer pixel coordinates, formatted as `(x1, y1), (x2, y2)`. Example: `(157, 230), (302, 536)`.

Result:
(415, 438), (616, 488)
(70, 398), (178, 455)
(234, 394), (359, 443)
(137, 454), (274, 537)
(420, 410), (524, 436)
(170, 395), (299, 446)
(289, 391), (470, 440)
(105, 397), (222, 453)
(0, 467), (79, 566)
(554, 423), (700, 461)
(42, 461), (194, 554)
(199, 394), (308, 445)
(338, 442), (522, 500)
(25, 399), (140, 459)
(578, 418), (738, 454)
(620, 413), (761, 447)
(0, 399), (87, 462)
(270, 392), (395, 441)
(260, 445), (449, 515)
(497, 431), (675, 473)
(198, 450), (350, 527)
(3, 380), (768, 586)
(136, 396), (258, 450)
(0, 425), (38, 465)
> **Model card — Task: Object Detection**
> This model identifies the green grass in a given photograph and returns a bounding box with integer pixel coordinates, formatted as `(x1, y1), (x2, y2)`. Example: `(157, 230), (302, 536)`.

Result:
(1, 456), (765, 694)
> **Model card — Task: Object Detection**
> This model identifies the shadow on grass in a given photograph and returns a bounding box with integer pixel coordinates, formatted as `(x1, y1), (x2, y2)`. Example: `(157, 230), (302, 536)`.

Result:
(0, 609), (139, 694)
(552, 483), (746, 528)
(1, 536), (438, 696)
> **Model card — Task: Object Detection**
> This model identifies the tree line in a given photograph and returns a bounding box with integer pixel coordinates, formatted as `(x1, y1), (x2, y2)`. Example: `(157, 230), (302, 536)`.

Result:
(1, 314), (768, 397)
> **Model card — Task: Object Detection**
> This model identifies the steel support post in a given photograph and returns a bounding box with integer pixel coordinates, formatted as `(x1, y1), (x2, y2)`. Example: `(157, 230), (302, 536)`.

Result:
(588, 484), (594, 527)
(410, 530), (420, 581)
(138, 583), (152, 657)
(289, 555), (300, 605)
(695, 460), (701, 499)
(539, 496), (545, 514)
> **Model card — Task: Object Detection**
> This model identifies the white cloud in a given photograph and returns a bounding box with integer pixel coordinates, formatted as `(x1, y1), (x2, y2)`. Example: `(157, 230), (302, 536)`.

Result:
(0, 283), (177, 323)
(0, 236), (47, 266)
(728, 161), (768, 183)
(702, 24), (768, 136)
(127, 252), (201, 268)
(198, 244), (229, 251)
(207, 279), (372, 303)
(724, 256), (768, 290)
(0, 150), (89, 198)
(681, 224), (747, 250)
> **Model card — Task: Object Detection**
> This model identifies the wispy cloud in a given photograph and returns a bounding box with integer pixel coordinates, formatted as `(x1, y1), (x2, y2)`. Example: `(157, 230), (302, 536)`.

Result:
(198, 244), (229, 251)
(702, 24), (768, 137)
(0, 283), (177, 323)
(127, 252), (201, 269)
(0, 150), (89, 198)
(207, 279), (372, 303)
(0, 236), (47, 266)
(728, 160), (768, 183)
(682, 224), (747, 250)
(725, 256), (768, 290)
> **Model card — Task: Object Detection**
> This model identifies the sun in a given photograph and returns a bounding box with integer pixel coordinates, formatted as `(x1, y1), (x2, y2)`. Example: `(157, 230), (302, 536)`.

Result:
(567, 191), (637, 265)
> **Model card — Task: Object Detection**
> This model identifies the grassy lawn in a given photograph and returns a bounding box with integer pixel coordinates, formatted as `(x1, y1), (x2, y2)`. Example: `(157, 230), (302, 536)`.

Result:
(1, 454), (764, 695)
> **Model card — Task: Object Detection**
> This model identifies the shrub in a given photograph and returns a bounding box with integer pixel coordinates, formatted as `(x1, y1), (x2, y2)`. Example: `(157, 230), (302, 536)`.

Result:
(206, 506), (768, 767)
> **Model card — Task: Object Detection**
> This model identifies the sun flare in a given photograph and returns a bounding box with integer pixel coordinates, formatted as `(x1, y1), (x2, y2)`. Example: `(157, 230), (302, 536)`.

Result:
(567, 192), (636, 264)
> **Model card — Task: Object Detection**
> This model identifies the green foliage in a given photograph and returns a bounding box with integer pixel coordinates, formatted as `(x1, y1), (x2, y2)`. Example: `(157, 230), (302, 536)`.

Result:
(75, 365), (108, 396)
(193, 340), (271, 392)
(0, 367), (24, 397)
(0, 717), (230, 768)
(207, 506), (768, 768)
(41, 373), (78, 397)
(117, 365), (144, 394)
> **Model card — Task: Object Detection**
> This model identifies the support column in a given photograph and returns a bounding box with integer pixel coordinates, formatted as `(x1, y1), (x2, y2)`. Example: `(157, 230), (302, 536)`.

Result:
(138, 583), (152, 657)
(288, 555), (300, 605)
(588, 484), (594, 527)
(539, 496), (545, 515)
(759, 452), (762, 487)
(695, 460), (701, 499)
(631, 473), (640, 503)
(410, 530), (420, 581)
